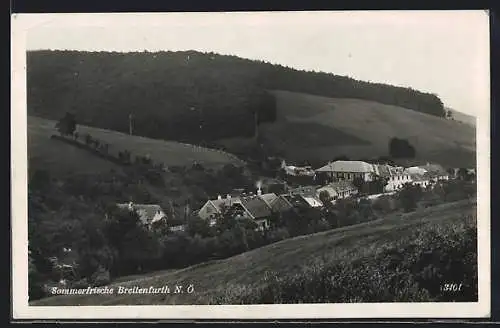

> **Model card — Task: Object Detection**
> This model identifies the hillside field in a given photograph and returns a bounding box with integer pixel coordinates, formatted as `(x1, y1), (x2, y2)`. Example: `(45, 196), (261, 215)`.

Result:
(447, 108), (476, 127)
(28, 115), (245, 177)
(219, 90), (476, 168)
(32, 200), (477, 305)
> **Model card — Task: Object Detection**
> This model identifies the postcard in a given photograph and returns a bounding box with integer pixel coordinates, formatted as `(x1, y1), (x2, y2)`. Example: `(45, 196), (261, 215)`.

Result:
(11, 10), (491, 320)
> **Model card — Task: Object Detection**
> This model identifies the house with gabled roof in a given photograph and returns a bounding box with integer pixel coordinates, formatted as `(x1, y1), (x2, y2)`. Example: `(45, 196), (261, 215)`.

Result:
(197, 190), (279, 230)
(116, 202), (168, 228)
(410, 173), (431, 189)
(258, 192), (279, 208)
(197, 195), (242, 225)
(220, 195), (273, 231)
(372, 164), (412, 192)
(315, 160), (375, 182)
(418, 163), (449, 182)
(270, 194), (295, 214)
(317, 180), (358, 203)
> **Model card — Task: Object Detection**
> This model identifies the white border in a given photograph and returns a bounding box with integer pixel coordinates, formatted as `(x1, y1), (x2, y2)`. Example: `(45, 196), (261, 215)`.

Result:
(11, 11), (491, 320)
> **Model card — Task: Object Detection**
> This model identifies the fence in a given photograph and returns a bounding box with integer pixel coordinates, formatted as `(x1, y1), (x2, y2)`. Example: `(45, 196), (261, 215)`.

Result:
(50, 134), (130, 166)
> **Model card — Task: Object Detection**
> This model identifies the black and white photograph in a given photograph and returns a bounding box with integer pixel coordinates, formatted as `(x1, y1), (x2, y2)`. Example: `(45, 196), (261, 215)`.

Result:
(11, 11), (490, 319)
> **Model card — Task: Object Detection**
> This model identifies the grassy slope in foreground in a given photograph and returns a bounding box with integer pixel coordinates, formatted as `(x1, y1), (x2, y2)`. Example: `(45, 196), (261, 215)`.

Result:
(221, 90), (475, 168)
(28, 115), (245, 176)
(32, 200), (477, 305)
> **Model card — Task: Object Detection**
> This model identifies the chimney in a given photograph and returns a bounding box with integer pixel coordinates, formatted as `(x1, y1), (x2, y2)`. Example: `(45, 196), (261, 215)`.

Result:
(217, 195), (222, 200)
(257, 187), (262, 196)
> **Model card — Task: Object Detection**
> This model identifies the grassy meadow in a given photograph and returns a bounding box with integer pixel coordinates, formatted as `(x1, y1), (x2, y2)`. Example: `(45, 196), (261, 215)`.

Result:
(219, 90), (476, 168)
(28, 115), (245, 177)
(31, 199), (477, 305)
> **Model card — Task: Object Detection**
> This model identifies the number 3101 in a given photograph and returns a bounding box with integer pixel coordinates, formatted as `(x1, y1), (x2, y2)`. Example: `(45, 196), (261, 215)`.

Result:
(441, 283), (463, 292)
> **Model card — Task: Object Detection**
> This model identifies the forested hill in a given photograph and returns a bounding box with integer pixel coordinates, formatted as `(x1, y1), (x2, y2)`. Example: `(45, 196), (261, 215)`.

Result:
(27, 50), (445, 144)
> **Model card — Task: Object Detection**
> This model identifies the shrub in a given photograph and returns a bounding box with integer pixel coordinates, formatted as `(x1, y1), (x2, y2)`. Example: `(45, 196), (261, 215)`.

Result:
(209, 214), (477, 304)
(372, 195), (396, 214)
(91, 266), (111, 286)
(398, 183), (423, 212)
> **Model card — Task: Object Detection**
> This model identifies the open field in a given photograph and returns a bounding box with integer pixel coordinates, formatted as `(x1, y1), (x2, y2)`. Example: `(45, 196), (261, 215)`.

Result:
(32, 200), (477, 305)
(219, 90), (476, 168)
(446, 108), (476, 127)
(28, 115), (245, 176)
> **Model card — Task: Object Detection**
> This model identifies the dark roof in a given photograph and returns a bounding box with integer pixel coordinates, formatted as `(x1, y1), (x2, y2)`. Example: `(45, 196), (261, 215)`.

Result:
(373, 164), (407, 178)
(258, 193), (279, 207)
(241, 196), (273, 219)
(283, 194), (311, 209)
(116, 203), (166, 225)
(271, 195), (294, 212)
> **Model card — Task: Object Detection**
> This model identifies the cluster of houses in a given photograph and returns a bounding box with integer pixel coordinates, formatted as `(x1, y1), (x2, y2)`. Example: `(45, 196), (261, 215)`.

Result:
(116, 159), (465, 233)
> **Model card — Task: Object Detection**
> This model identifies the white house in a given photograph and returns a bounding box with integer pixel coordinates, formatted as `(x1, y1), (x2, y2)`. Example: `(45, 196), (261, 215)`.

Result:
(373, 164), (413, 192)
(410, 174), (431, 189)
(315, 160), (375, 182)
(197, 195), (242, 225)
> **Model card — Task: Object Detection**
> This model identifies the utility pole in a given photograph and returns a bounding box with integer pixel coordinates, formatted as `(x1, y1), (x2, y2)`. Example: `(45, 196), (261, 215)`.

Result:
(129, 113), (134, 135)
(254, 109), (259, 141)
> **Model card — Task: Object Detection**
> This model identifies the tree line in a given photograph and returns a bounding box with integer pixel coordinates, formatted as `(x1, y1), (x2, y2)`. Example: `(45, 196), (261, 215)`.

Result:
(27, 50), (445, 146)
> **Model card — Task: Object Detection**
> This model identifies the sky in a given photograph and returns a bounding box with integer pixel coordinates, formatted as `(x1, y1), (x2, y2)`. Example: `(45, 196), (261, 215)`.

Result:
(17, 11), (490, 116)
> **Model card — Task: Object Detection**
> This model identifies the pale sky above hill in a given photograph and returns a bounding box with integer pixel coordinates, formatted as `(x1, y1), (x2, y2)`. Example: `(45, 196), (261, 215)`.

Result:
(16, 11), (489, 116)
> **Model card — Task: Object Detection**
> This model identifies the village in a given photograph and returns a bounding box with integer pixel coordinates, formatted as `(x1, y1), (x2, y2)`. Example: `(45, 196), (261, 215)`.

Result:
(23, 12), (484, 308)
(119, 158), (476, 233)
